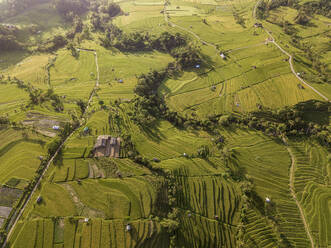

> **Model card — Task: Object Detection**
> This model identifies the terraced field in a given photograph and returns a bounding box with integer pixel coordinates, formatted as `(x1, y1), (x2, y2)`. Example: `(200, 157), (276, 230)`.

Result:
(0, 128), (49, 189)
(0, 0), (330, 247)
(10, 218), (168, 248)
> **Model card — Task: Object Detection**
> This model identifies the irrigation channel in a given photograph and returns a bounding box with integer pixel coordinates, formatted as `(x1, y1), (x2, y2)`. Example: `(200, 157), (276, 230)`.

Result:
(1, 49), (100, 248)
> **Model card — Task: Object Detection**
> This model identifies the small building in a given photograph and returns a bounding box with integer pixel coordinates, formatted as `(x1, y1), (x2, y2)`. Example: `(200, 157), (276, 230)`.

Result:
(84, 218), (89, 223)
(297, 84), (305, 89)
(153, 158), (161, 163)
(52, 125), (60, 130)
(126, 224), (132, 231)
(183, 152), (188, 157)
(265, 197), (271, 203)
(220, 53), (226, 59)
(37, 196), (43, 204)
(254, 22), (263, 28)
(195, 64), (200, 69)
(93, 135), (121, 158)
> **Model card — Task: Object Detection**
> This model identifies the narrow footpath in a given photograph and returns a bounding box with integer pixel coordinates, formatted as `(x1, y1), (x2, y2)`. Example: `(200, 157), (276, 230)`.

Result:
(287, 147), (315, 248)
(1, 49), (100, 248)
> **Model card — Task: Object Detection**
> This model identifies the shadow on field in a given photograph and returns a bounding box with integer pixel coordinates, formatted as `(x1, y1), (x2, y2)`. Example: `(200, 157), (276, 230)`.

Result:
(140, 121), (166, 143)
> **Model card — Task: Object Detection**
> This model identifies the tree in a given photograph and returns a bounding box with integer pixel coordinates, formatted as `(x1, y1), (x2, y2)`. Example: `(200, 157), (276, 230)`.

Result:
(197, 145), (210, 158)
(67, 42), (79, 58)
(295, 10), (310, 25)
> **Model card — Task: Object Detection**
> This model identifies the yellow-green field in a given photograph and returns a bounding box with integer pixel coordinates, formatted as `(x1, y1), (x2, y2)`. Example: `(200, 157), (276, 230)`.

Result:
(1, 0), (330, 247)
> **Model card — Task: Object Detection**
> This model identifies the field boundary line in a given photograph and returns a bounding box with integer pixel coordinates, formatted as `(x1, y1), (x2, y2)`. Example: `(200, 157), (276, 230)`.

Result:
(287, 147), (315, 248)
(1, 49), (100, 248)
(253, 0), (329, 102)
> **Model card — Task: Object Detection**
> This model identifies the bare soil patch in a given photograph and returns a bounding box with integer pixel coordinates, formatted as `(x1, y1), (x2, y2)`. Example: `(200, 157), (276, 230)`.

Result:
(0, 187), (22, 207)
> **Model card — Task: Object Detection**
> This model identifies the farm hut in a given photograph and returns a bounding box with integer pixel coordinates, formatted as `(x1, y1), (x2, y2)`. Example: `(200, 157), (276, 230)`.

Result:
(252, 65), (257, 69)
(265, 197), (271, 203)
(254, 23), (263, 28)
(195, 64), (200, 69)
(214, 215), (219, 220)
(84, 218), (89, 223)
(52, 125), (60, 130)
(153, 158), (161, 163)
(93, 135), (121, 158)
(39, 156), (44, 160)
(118, 79), (123, 83)
(84, 127), (89, 132)
(126, 224), (132, 231)
(297, 84), (305, 89)
(297, 72), (301, 76)
(210, 85), (216, 91)
(220, 53), (226, 59)
(183, 152), (188, 157)
(37, 196), (43, 204)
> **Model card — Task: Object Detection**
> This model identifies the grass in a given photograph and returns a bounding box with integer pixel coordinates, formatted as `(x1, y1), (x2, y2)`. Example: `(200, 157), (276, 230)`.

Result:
(50, 49), (96, 101)
(31, 183), (77, 217)
(0, 133), (48, 189)
(4, 54), (52, 90)
(0, 82), (29, 116)
(2, 0), (330, 247)
(67, 177), (158, 219)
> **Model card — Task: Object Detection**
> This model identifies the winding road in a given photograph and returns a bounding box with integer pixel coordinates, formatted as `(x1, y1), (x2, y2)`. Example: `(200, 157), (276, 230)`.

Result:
(253, 0), (329, 102)
(164, 1), (322, 247)
(164, 0), (329, 103)
(1, 49), (100, 248)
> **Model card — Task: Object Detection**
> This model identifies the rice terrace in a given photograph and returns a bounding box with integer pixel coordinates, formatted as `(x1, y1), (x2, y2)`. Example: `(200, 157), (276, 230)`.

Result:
(0, 0), (330, 247)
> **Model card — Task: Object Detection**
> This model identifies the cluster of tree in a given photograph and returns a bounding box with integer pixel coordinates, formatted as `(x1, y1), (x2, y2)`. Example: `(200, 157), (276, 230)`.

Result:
(133, 72), (330, 146)
(299, 0), (330, 18)
(29, 88), (64, 112)
(0, 25), (24, 52)
(100, 28), (187, 52)
(53, 0), (89, 22)
(219, 101), (331, 146)
(38, 35), (67, 52)
(8, 76), (64, 112)
(76, 99), (87, 116)
(90, 3), (123, 31)
(0, 116), (10, 125)
(131, 69), (188, 128)
(257, 0), (329, 21)
(256, 0), (296, 19)
(100, 28), (202, 71)
(233, 10), (246, 27)
(0, 0), (48, 19)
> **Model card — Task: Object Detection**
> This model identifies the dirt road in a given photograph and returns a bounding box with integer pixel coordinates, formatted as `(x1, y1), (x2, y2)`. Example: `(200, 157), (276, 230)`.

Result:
(1, 49), (100, 248)
(287, 147), (315, 248)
